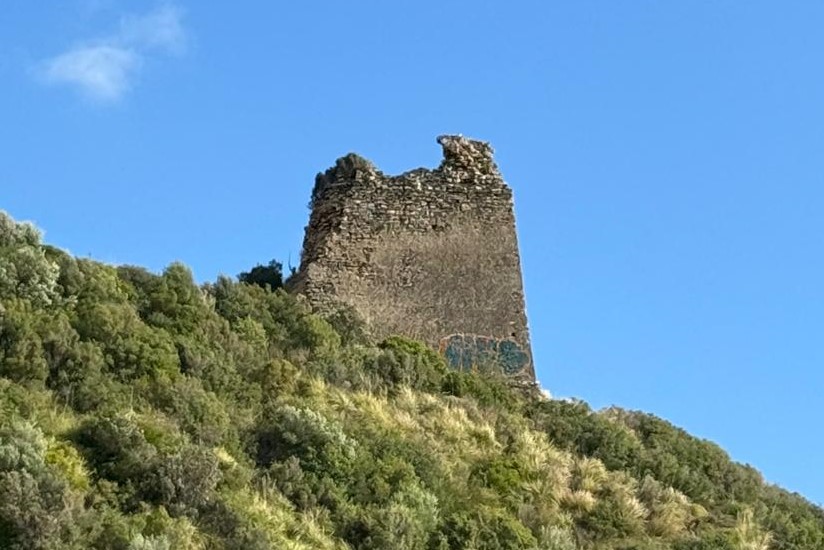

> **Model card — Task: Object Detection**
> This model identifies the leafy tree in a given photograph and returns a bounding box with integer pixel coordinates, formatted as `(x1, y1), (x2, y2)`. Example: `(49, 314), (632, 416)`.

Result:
(238, 260), (284, 291)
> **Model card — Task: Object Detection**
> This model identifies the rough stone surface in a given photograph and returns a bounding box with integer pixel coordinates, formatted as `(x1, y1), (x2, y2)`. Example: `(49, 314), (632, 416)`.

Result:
(290, 135), (534, 380)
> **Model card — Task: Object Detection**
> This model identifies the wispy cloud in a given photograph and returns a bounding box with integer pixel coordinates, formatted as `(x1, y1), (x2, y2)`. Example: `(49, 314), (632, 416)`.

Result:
(37, 4), (187, 103)
(42, 46), (140, 102)
(118, 5), (187, 54)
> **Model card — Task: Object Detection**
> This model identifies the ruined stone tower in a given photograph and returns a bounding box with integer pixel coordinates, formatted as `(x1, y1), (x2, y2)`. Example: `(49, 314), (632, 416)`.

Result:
(290, 135), (534, 380)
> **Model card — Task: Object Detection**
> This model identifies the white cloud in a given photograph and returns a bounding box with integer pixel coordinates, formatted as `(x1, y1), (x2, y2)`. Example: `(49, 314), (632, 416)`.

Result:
(42, 46), (139, 102)
(37, 4), (186, 102)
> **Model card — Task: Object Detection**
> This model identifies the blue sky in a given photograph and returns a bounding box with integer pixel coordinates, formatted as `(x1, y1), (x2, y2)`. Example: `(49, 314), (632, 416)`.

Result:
(3, 1), (823, 504)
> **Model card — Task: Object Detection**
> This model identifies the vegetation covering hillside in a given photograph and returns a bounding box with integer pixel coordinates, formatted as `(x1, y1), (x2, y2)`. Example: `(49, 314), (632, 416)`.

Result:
(1, 210), (822, 550)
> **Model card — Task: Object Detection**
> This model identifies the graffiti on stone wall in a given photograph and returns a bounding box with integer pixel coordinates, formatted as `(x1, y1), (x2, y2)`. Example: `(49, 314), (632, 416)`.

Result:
(438, 334), (530, 375)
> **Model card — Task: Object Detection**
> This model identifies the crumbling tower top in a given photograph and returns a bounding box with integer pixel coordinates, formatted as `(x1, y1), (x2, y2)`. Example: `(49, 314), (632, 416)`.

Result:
(436, 134), (497, 172)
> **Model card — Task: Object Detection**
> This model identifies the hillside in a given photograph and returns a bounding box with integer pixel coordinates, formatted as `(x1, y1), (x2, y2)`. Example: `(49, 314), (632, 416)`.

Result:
(1, 209), (822, 550)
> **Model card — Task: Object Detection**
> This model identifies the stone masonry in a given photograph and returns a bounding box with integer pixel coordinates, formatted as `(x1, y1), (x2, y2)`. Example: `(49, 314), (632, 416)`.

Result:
(289, 135), (534, 380)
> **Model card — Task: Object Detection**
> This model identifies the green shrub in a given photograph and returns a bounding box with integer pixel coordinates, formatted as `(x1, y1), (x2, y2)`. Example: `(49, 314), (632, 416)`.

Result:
(0, 300), (49, 386)
(372, 336), (447, 392)
(0, 212), (60, 308)
(255, 404), (356, 477)
(441, 369), (522, 412)
(73, 415), (158, 485)
(434, 507), (538, 550)
(143, 446), (221, 518)
(340, 483), (438, 550)
(146, 376), (233, 447)
(324, 304), (371, 347)
(471, 457), (524, 497)
(0, 420), (74, 549)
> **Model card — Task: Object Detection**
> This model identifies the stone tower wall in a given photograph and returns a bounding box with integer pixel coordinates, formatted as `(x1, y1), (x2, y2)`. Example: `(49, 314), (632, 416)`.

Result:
(290, 135), (534, 379)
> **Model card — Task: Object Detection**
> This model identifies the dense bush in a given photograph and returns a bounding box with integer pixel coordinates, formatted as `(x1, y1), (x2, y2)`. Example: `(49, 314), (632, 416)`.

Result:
(0, 210), (822, 549)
